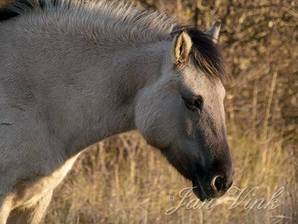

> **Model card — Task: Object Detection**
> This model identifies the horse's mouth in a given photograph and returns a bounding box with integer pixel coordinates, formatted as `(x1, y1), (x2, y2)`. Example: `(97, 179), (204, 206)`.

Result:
(192, 181), (209, 201)
(192, 178), (227, 201)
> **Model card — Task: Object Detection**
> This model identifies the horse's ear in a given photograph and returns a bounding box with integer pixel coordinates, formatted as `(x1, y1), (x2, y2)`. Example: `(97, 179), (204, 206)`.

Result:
(172, 31), (192, 66)
(206, 21), (221, 43)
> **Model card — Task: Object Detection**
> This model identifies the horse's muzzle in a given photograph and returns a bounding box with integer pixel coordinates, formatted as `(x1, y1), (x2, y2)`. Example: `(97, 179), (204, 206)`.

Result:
(192, 175), (233, 201)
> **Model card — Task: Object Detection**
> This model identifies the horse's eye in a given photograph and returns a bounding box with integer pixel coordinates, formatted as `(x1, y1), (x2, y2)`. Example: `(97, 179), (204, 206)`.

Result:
(182, 95), (204, 112)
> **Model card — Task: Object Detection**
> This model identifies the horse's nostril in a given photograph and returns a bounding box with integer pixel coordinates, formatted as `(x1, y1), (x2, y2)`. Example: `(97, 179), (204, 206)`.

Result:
(211, 175), (225, 193)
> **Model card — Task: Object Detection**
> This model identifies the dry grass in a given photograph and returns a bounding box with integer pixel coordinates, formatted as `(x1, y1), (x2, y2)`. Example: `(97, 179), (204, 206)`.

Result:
(44, 127), (296, 224)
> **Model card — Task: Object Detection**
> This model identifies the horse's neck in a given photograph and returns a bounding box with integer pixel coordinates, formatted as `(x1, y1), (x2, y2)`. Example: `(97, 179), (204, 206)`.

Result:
(56, 40), (169, 157)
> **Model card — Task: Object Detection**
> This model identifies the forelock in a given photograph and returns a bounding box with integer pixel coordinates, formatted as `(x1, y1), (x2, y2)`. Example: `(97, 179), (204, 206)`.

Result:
(172, 26), (225, 81)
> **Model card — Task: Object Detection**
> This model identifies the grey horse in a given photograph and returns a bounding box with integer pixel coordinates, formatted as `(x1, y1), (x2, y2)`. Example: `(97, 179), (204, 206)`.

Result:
(0, 0), (233, 223)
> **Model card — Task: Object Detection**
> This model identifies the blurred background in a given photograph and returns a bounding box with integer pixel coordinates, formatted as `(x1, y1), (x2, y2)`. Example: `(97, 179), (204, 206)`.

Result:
(1, 0), (297, 223)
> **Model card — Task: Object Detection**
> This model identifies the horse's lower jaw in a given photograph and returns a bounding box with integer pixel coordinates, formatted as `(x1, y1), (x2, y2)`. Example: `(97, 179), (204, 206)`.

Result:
(192, 182), (209, 201)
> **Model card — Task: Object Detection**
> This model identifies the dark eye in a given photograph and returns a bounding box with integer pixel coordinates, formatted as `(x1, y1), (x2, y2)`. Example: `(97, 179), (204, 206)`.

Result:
(182, 95), (204, 112)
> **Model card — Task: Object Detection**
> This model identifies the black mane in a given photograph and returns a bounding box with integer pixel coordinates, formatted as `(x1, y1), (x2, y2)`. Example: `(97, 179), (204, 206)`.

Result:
(0, 0), (32, 21)
(0, 0), (62, 21)
(188, 28), (225, 80)
(172, 26), (225, 80)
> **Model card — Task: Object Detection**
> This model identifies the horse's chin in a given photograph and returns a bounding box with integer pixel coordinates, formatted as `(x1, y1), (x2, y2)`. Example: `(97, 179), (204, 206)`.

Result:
(192, 181), (209, 201)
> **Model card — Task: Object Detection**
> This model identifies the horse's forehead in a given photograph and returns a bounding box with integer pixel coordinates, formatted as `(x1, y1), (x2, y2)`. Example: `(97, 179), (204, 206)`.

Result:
(180, 66), (225, 100)
(212, 80), (226, 98)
